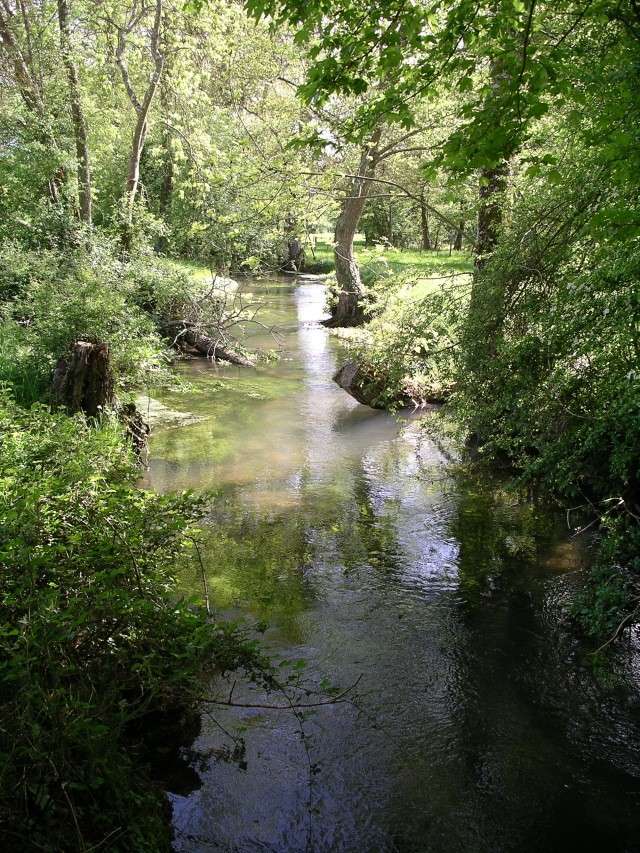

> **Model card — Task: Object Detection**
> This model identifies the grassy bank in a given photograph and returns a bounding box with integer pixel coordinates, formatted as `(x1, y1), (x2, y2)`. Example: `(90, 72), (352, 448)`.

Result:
(342, 201), (640, 646)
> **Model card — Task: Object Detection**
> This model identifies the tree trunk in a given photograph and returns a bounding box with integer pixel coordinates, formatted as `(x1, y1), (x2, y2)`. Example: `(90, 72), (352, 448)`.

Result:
(0, 2), (44, 114)
(156, 108), (173, 252)
(325, 127), (382, 328)
(453, 217), (464, 251)
(0, 3), (65, 205)
(475, 164), (507, 272)
(116, 0), (164, 252)
(119, 402), (150, 459)
(155, 16), (173, 253)
(52, 341), (114, 416)
(420, 190), (432, 250)
(465, 161), (509, 363)
(57, 0), (92, 224)
(467, 43), (514, 360)
(156, 131), (173, 252)
(285, 237), (305, 272)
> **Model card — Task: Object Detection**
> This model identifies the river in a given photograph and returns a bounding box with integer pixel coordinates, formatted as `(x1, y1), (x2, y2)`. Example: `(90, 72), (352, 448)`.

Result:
(142, 277), (640, 853)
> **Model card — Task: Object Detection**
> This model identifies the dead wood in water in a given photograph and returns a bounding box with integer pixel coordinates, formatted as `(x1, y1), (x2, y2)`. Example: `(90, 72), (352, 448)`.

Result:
(166, 321), (255, 367)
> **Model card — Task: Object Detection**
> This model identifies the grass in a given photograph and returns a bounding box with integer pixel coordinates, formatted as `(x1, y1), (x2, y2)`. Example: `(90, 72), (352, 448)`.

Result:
(306, 239), (473, 276)
(165, 257), (216, 283)
(166, 238), (473, 282)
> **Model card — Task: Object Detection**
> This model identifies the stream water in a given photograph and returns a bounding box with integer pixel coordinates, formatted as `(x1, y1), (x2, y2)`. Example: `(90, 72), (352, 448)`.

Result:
(142, 277), (640, 853)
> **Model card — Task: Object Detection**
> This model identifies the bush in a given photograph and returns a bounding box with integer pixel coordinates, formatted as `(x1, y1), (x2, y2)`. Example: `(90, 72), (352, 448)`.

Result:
(0, 396), (265, 851)
(0, 240), (185, 404)
(451, 141), (640, 640)
(340, 270), (469, 407)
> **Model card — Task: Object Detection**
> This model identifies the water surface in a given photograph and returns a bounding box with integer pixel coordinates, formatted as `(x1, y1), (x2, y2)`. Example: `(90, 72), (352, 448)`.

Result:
(143, 278), (640, 853)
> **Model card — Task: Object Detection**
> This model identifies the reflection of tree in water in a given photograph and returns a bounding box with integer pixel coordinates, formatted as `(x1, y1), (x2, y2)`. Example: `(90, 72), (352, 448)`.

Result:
(189, 488), (320, 641)
(335, 468), (405, 578)
(449, 469), (556, 604)
(408, 469), (640, 853)
(182, 452), (410, 641)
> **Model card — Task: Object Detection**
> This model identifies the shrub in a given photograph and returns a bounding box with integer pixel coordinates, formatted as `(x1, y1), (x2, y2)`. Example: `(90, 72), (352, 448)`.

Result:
(342, 270), (469, 407)
(0, 240), (181, 403)
(0, 396), (265, 851)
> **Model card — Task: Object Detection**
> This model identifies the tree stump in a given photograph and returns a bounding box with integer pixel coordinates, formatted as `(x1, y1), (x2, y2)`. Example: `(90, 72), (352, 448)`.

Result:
(52, 341), (115, 416)
(285, 237), (306, 272)
(119, 402), (150, 460)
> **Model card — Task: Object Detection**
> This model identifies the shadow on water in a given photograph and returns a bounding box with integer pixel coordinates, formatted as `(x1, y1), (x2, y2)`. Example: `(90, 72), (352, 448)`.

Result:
(142, 278), (640, 853)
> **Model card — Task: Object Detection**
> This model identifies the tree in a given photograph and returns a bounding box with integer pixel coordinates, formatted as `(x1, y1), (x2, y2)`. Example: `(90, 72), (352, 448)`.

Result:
(0, 0), (65, 206)
(57, 0), (92, 224)
(112, 0), (165, 250)
(245, 0), (635, 314)
(326, 126), (381, 326)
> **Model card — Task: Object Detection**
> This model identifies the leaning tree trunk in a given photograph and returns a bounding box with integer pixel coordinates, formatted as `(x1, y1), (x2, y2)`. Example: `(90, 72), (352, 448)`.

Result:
(57, 0), (92, 224)
(325, 127), (382, 328)
(52, 341), (114, 416)
(0, 4), (65, 206)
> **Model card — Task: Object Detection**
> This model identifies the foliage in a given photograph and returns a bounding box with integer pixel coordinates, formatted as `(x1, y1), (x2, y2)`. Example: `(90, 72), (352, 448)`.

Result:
(256, 0), (640, 640)
(338, 265), (471, 407)
(247, 0), (636, 171)
(0, 240), (178, 403)
(0, 394), (266, 851)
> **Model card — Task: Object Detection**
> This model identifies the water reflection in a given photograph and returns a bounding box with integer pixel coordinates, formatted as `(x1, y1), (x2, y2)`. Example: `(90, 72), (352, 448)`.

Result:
(142, 278), (640, 853)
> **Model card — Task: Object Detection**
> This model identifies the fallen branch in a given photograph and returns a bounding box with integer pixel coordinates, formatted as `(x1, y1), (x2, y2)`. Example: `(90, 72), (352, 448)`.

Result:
(198, 674), (363, 711)
(591, 602), (640, 656)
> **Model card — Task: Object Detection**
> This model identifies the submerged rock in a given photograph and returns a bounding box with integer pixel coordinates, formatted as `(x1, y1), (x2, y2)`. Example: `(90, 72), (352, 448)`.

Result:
(135, 396), (206, 430)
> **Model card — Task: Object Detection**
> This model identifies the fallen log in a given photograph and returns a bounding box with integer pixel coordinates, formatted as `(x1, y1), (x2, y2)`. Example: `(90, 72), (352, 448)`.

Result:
(333, 360), (446, 410)
(333, 361), (386, 409)
(165, 322), (254, 367)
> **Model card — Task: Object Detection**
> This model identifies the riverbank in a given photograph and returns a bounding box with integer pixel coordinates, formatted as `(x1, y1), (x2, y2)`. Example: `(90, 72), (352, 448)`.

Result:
(305, 238), (472, 278)
(319, 253), (640, 645)
(0, 392), (271, 852)
(0, 243), (276, 851)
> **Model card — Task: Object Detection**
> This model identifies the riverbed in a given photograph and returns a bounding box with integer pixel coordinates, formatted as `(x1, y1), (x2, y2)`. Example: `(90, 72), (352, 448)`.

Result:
(142, 277), (640, 853)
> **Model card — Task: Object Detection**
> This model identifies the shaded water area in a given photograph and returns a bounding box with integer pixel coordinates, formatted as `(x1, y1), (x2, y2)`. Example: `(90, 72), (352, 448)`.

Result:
(142, 278), (640, 853)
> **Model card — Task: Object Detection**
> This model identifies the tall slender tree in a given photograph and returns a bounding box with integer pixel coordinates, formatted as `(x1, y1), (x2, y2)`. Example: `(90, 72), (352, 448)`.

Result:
(57, 0), (92, 224)
(113, 0), (164, 250)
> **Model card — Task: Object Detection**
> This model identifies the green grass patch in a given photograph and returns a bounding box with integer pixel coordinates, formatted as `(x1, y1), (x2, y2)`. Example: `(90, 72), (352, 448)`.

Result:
(307, 240), (472, 277)
(164, 257), (216, 283)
